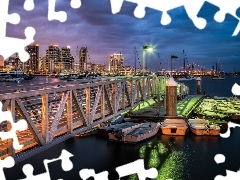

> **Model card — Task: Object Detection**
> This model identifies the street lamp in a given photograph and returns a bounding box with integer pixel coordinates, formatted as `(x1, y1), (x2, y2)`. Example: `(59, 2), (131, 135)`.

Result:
(142, 46), (154, 76)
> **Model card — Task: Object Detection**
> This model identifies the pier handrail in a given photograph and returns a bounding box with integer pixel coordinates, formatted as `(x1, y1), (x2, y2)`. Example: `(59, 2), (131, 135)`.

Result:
(0, 75), (166, 162)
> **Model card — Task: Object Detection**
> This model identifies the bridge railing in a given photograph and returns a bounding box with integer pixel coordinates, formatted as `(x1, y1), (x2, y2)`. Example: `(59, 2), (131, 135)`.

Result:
(0, 75), (167, 162)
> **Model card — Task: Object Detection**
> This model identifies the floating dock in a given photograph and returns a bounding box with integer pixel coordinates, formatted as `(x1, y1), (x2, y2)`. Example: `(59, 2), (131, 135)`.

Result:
(127, 95), (233, 132)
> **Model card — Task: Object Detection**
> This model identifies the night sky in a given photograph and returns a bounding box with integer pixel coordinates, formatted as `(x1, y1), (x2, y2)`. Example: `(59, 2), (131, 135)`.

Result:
(5, 0), (240, 72)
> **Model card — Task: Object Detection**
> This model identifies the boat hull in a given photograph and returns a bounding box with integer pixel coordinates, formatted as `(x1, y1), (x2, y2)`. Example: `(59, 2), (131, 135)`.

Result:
(160, 119), (188, 136)
(98, 122), (142, 138)
(5, 77), (24, 82)
(161, 127), (186, 135)
(108, 123), (160, 143)
(187, 119), (220, 136)
(190, 127), (219, 136)
(177, 78), (193, 81)
(212, 78), (225, 80)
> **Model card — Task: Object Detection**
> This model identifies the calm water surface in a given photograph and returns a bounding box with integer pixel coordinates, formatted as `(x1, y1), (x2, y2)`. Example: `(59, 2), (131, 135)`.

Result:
(3, 76), (240, 180)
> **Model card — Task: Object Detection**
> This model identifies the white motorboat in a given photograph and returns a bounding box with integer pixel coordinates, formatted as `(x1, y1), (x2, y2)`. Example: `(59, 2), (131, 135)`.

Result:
(0, 70), (25, 82)
(4, 76), (24, 82)
(108, 122), (160, 143)
(187, 119), (220, 136)
(98, 122), (140, 138)
(176, 74), (196, 81)
(160, 119), (188, 135)
(212, 75), (225, 80)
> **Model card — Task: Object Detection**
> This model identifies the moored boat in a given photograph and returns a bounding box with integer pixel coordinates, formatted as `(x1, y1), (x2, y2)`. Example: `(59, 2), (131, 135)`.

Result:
(212, 75), (225, 80)
(4, 75), (24, 82)
(108, 122), (160, 143)
(177, 74), (195, 81)
(160, 119), (188, 135)
(211, 58), (225, 80)
(187, 119), (220, 136)
(97, 122), (140, 138)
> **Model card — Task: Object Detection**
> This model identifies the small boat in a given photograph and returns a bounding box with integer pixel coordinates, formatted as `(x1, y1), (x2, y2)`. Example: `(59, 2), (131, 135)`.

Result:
(4, 75), (24, 82)
(212, 58), (225, 80)
(97, 122), (140, 138)
(23, 74), (34, 80)
(108, 122), (160, 143)
(75, 127), (98, 137)
(160, 119), (188, 135)
(187, 119), (220, 136)
(212, 75), (225, 80)
(59, 74), (69, 80)
(177, 75), (195, 81)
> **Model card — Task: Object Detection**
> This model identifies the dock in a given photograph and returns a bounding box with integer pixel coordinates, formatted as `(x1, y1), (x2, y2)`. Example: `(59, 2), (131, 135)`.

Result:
(125, 95), (232, 132)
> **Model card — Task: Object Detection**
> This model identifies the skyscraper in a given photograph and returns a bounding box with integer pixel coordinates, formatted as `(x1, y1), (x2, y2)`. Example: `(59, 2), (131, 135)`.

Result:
(79, 47), (87, 73)
(25, 44), (39, 73)
(61, 46), (73, 71)
(109, 53), (124, 74)
(39, 56), (46, 74)
(46, 44), (60, 73)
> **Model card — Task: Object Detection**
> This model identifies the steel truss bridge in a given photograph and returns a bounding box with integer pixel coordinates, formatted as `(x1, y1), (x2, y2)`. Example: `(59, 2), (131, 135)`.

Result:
(0, 75), (175, 162)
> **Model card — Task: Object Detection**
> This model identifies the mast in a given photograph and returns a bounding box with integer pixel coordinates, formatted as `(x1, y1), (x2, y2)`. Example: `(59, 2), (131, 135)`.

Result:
(216, 61), (218, 73)
(85, 47), (88, 72)
(134, 47), (136, 75)
(183, 50), (186, 72)
(158, 53), (161, 71)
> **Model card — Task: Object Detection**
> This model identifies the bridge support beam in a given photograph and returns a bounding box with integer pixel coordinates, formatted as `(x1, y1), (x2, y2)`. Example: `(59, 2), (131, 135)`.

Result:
(67, 91), (73, 134)
(41, 93), (49, 143)
(85, 87), (91, 125)
(7, 100), (15, 157)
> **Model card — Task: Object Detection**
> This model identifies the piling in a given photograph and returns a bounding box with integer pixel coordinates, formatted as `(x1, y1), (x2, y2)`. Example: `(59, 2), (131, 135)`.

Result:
(196, 77), (202, 94)
(166, 77), (177, 116)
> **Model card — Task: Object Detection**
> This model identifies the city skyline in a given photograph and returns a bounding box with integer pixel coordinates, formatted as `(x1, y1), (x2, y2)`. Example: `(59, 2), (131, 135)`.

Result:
(5, 0), (240, 72)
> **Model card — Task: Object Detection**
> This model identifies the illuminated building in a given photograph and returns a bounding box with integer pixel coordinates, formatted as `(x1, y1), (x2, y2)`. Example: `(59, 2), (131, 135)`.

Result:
(0, 59), (4, 68)
(61, 46), (73, 71)
(25, 44), (39, 73)
(121, 66), (134, 75)
(46, 44), (61, 73)
(79, 47), (87, 73)
(5, 53), (23, 70)
(86, 62), (94, 73)
(95, 64), (106, 74)
(39, 56), (47, 74)
(109, 53), (124, 74)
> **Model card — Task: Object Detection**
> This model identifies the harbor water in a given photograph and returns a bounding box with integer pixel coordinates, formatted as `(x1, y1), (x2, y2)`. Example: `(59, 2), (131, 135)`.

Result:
(2, 76), (240, 180)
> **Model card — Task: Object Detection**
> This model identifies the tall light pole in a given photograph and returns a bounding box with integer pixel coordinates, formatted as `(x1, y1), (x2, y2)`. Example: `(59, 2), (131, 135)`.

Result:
(142, 46), (154, 76)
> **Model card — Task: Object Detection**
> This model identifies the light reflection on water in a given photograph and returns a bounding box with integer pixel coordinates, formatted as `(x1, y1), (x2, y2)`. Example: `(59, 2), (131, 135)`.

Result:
(129, 134), (223, 180)
(0, 77), (62, 88)
(130, 136), (191, 180)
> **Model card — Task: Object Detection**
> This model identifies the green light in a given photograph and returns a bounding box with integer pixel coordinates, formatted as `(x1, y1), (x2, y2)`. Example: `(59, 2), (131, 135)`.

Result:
(139, 145), (146, 158)
(148, 148), (160, 168)
(157, 142), (168, 154)
(147, 142), (153, 148)
(147, 47), (153, 52)
(134, 141), (189, 180)
(156, 150), (185, 180)
(128, 174), (138, 180)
